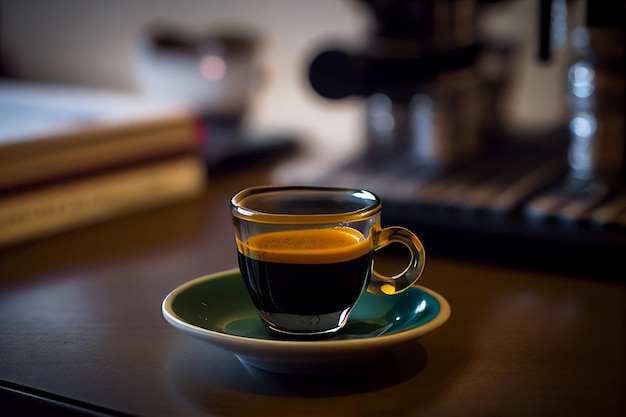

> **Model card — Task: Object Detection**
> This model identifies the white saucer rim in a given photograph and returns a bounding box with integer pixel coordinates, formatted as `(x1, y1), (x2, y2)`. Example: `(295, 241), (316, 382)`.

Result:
(162, 268), (451, 352)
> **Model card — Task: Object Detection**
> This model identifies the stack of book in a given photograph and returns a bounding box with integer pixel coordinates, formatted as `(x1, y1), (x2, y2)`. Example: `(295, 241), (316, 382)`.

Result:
(0, 80), (208, 248)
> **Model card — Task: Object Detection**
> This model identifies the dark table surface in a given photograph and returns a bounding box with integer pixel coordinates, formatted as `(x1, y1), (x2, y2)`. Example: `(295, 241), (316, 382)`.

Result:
(1, 163), (624, 417)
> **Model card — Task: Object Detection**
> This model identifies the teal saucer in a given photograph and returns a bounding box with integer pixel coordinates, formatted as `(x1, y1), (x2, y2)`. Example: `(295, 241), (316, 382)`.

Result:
(162, 269), (450, 374)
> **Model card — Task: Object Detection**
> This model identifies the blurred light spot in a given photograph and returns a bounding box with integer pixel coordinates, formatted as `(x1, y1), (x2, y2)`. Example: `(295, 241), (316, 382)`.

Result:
(199, 55), (227, 80)
(568, 112), (596, 179)
(368, 93), (395, 134)
(551, 0), (568, 47)
(569, 113), (597, 138)
(569, 61), (595, 98)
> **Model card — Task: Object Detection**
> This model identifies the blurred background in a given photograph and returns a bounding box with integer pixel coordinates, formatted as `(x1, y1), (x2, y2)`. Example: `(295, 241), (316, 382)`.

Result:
(1, 0), (624, 277)
(1, 0), (368, 169)
(2, 0), (589, 169)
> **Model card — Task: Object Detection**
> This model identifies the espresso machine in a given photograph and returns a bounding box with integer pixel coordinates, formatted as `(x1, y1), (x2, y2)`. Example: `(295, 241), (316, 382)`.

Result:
(305, 0), (625, 278)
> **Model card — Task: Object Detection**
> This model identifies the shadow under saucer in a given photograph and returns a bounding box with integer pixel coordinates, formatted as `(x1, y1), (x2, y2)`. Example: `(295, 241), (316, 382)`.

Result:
(167, 336), (428, 400)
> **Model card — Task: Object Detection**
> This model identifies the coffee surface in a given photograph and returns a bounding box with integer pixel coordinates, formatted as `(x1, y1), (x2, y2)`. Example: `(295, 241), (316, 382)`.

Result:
(238, 228), (371, 264)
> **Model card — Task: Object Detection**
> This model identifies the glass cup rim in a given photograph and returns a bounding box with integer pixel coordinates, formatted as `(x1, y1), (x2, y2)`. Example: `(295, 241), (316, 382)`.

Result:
(231, 185), (382, 224)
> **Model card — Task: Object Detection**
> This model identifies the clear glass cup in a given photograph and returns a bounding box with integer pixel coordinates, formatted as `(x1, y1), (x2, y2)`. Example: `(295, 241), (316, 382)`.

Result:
(231, 185), (426, 337)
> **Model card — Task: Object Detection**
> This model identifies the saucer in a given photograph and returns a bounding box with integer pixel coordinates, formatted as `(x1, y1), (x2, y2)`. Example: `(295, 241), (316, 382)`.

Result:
(162, 269), (450, 374)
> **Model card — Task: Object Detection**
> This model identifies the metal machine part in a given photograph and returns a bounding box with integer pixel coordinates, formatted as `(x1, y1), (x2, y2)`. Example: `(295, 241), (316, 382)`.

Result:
(305, 0), (625, 277)
(309, 0), (489, 168)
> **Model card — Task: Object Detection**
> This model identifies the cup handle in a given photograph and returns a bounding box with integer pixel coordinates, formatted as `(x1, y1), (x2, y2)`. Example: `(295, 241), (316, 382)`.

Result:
(368, 226), (426, 295)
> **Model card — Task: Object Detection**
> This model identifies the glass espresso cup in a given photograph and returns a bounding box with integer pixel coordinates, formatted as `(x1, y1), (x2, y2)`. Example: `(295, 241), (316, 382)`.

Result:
(231, 185), (426, 337)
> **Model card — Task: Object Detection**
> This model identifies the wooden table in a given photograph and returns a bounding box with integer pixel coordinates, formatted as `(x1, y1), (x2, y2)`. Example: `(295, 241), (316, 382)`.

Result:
(1, 164), (624, 417)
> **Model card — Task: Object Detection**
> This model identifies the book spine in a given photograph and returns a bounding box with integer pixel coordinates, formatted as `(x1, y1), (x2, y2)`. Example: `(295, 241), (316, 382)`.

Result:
(0, 119), (204, 191)
(0, 156), (206, 248)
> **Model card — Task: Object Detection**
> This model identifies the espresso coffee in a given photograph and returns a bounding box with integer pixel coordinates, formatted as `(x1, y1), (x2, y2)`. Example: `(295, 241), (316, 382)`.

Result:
(237, 228), (373, 316)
